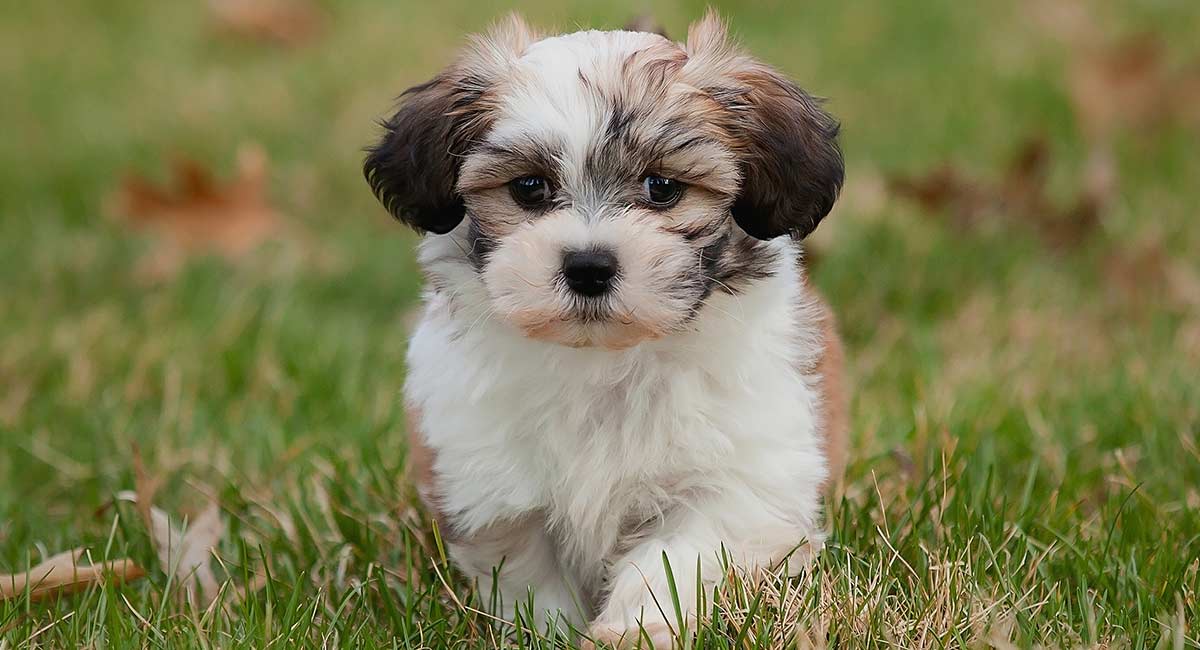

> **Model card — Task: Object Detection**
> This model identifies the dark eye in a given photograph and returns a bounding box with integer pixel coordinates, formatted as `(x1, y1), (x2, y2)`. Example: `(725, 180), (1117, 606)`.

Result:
(509, 176), (552, 208)
(642, 176), (685, 208)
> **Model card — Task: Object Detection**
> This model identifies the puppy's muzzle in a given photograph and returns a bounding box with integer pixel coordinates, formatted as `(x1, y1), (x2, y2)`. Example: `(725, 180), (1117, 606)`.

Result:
(561, 249), (619, 297)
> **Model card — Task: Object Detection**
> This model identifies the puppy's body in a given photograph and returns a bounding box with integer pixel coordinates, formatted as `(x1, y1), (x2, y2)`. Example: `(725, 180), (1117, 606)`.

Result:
(366, 14), (848, 643)
(409, 238), (841, 624)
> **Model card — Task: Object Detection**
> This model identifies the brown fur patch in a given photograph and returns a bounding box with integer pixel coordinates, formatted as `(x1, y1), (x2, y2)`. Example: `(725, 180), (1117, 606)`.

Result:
(407, 404), (559, 564)
(405, 404), (457, 540)
(808, 290), (850, 491)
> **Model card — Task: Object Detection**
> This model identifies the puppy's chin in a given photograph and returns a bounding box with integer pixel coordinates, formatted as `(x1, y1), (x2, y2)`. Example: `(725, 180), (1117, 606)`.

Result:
(496, 307), (665, 350)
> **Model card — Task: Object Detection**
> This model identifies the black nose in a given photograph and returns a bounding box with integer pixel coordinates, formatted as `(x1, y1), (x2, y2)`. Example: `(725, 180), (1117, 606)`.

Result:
(562, 249), (619, 297)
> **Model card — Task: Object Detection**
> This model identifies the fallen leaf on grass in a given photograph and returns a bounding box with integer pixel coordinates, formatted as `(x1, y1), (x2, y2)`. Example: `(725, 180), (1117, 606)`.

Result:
(1068, 35), (1172, 141)
(125, 445), (227, 608)
(888, 135), (1112, 249)
(887, 164), (989, 229)
(131, 443), (162, 549)
(108, 144), (282, 278)
(114, 491), (229, 608)
(157, 502), (224, 608)
(1105, 240), (1169, 300)
(1029, 4), (1200, 138)
(208, 0), (324, 48)
(0, 549), (145, 602)
(122, 450), (273, 609)
(1106, 239), (1200, 311)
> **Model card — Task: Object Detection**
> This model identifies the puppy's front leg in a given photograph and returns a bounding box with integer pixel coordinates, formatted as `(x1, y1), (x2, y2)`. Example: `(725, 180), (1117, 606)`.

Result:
(588, 493), (822, 649)
(449, 513), (587, 634)
(407, 409), (585, 632)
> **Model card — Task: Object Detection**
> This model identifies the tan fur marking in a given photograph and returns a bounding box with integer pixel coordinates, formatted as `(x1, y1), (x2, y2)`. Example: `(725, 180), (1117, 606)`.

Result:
(408, 404), (557, 561)
(405, 404), (456, 539)
(808, 290), (850, 490)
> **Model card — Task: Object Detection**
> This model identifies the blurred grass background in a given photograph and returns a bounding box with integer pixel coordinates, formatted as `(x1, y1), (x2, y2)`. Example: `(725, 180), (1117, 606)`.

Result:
(1, 0), (1198, 647)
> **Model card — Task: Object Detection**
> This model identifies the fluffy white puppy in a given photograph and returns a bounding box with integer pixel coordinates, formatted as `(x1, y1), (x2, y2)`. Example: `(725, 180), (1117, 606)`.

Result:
(364, 12), (848, 647)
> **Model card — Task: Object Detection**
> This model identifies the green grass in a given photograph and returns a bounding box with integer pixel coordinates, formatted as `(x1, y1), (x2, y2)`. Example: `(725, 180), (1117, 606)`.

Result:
(2, 0), (1199, 647)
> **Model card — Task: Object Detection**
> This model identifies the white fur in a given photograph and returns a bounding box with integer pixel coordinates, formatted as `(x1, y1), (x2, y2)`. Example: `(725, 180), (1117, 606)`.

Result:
(408, 234), (828, 634)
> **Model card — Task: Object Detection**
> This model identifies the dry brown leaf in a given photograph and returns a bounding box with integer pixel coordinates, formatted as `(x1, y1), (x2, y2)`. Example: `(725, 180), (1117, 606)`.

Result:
(1032, 1), (1199, 137)
(1069, 35), (1172, 141)
(124, 446), (228, 608)
(1105, 238), (1200, 310)
(131, 443), (161, 555)
(1105, 240), (1170, 301)
(155, 501), (224, 608)
(208, 0), (324, 47)
(0, 549), (145, 602)
(886, 164), (988, 229)
(108, 144), (282, 278)
(1000, 136), (1051, 203)
(1030, 1), (1200, 138)
(117, 491), (227, 609)
(888, 135), (1110, 249)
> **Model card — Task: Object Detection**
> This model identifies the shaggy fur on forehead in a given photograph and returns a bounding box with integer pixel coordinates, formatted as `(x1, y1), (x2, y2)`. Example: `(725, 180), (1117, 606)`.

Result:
(365, 11), (843, 241)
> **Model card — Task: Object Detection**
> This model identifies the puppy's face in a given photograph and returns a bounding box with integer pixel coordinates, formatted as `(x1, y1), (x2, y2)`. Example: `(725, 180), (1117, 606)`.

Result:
(366, 13), (843, 349)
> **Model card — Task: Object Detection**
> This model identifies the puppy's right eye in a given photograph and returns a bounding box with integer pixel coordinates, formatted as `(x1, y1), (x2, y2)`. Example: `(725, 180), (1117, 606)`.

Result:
(509, 176), (552, 208)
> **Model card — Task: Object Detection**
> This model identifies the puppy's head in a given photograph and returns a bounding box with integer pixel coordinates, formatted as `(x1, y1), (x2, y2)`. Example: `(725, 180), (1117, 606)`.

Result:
(365, 13), (842, 349)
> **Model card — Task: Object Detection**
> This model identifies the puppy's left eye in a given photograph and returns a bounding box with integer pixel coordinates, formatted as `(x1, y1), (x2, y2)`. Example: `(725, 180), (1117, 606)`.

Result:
(642, 176), (685, 208)
(509, 176), (553, 208)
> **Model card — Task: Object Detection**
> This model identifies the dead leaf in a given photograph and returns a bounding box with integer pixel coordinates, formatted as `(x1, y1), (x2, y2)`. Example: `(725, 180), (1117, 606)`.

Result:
(1030, 0), (1200, 138)
(124, 447), (227, 608)
(116, 491), (227, 609)
(886, 164), (988, 229)
(888, 135), (1111, 249)
(208, 0), (324, 47)
(1105, 240), (1170, 302)
(155, 501), (224, 608)
(1, 549), (145, 602)
(131, 443), (161, 555)
(1000, 136), (1051, 204)
(1069, 35), (1171, 141)
(108, 144), (282, 278)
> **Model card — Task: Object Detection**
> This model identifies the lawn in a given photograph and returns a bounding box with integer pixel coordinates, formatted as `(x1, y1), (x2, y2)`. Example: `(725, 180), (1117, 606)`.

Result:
(2, 0), (1198, 647)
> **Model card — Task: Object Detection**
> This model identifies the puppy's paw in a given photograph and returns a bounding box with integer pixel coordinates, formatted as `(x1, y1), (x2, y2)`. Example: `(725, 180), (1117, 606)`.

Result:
(582, 621), (674, 649)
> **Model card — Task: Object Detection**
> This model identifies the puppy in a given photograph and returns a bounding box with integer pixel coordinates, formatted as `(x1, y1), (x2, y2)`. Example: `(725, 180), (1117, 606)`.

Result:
(364, 12), (848, 646)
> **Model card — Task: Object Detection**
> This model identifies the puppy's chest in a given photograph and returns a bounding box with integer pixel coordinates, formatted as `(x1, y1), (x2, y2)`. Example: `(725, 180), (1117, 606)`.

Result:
(503, 356), (733, 484)
(447, 350), (729, 499)
(412, 308), (815, 561)
(497, 358), (739, 560)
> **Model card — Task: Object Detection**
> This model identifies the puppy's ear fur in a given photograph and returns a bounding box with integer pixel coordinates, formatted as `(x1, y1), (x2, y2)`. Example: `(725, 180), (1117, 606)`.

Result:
(684, 12), (844, 240)
(364, 14), (537, 234)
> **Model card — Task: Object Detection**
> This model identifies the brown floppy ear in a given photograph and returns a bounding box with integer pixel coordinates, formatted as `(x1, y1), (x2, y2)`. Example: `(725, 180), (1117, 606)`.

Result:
(684, 13), (844, 240)
(363, 15), (537, 234)
(363, 76), (479, 234)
